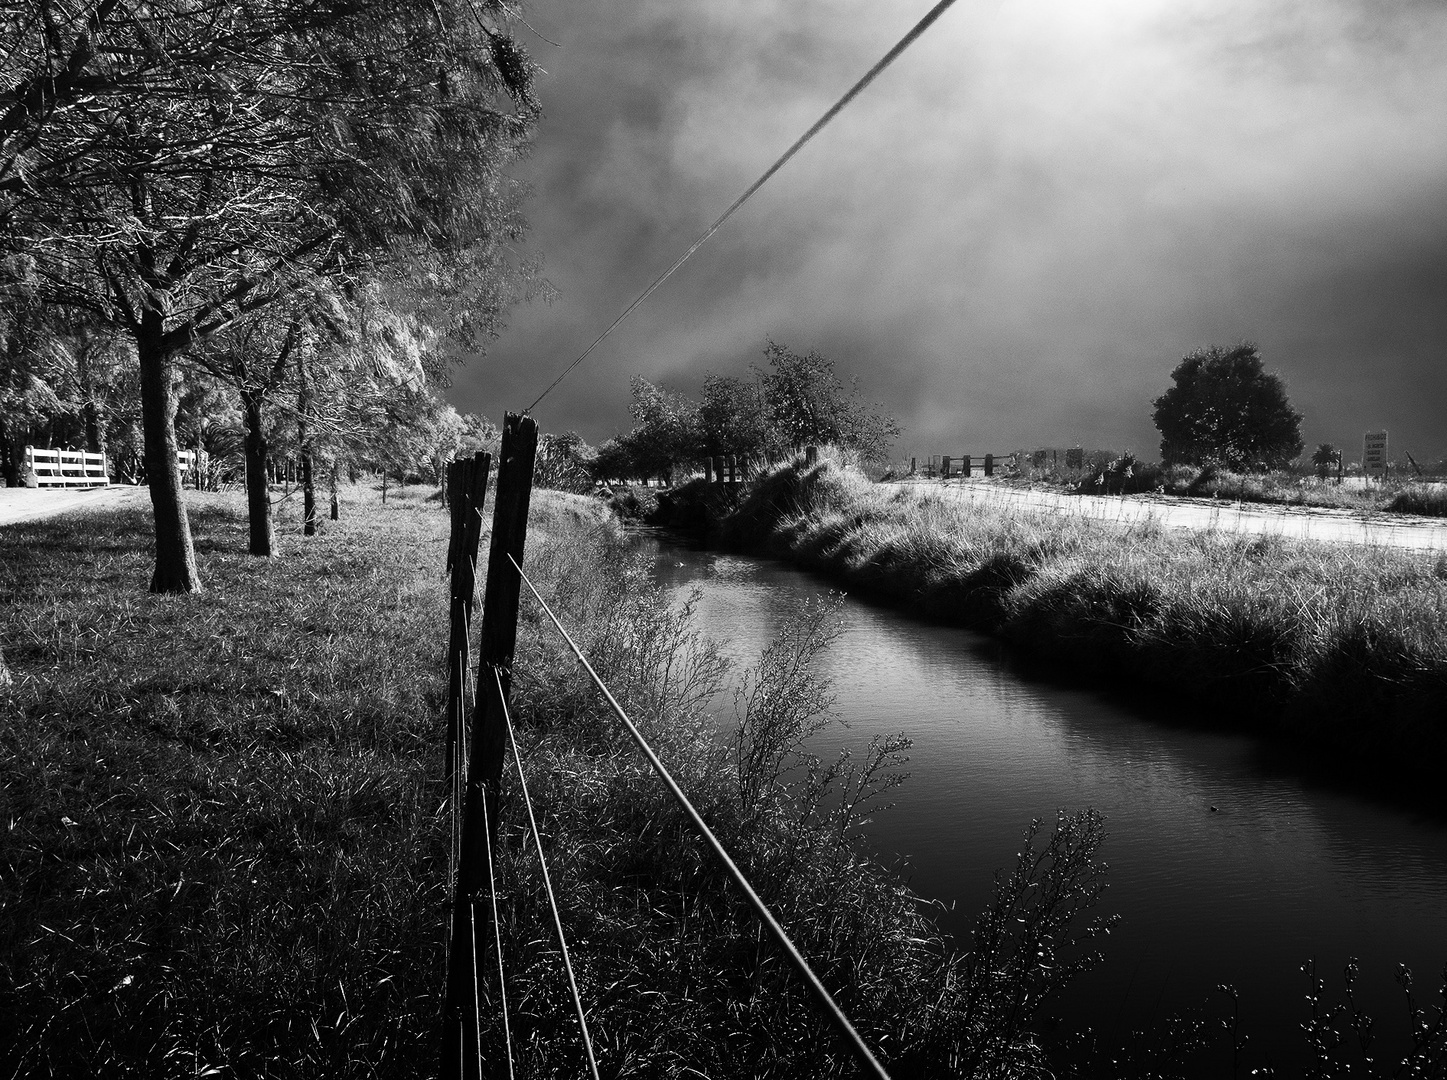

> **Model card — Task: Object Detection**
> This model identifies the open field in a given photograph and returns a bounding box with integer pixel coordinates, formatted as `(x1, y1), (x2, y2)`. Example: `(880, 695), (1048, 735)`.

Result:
(896, 478), (1447, 552)
(1, 482), (1112, 1078)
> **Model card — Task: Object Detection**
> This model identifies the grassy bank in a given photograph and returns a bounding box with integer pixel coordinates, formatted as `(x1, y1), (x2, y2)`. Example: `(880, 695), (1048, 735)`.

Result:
(2, 483), (1113, 1078)
(1052, 457), (1447, 517)
(664, 452), (1447, 773)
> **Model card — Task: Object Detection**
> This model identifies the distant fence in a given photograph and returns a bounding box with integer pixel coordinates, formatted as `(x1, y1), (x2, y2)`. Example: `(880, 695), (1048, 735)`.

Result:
(908, 447), (1101, 479)
(909, 452), (1019, 479)
(23, 446), (204, 487)
(24, 447), (109, 488)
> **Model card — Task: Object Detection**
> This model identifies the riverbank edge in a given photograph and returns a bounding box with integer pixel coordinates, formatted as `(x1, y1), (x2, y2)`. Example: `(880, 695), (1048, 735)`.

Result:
(611, 460), (1447, 778)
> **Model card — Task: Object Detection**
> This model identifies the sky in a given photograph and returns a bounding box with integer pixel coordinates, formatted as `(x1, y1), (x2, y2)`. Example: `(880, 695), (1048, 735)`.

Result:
(448, 0), (1447, 464)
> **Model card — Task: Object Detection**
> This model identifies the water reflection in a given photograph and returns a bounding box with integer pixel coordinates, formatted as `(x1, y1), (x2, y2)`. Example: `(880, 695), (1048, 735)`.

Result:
(645, 538), (1447, 1072)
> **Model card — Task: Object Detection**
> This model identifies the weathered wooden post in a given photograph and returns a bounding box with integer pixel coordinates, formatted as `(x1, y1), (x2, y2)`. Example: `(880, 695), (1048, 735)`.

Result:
(942, 455), (951, 479)
(703, 457), (713, 483)
(805, 445), (818, 466)
(961, 454), (971, 477)
(984, 453), (994, 477)
(443, 451), (492, 789)
(713, 455), (725, 485)
(442, 415), (536, 1080)
(909, 456), (916, 474)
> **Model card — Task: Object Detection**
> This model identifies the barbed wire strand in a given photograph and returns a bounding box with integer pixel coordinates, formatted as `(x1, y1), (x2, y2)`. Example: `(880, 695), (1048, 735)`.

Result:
(467, 903), (485, 1080)
(526, 0), (960, 413)
(509, 554), (893, 1080)
(479, 785), (517, 1080)
(495, 667), (603, 1080)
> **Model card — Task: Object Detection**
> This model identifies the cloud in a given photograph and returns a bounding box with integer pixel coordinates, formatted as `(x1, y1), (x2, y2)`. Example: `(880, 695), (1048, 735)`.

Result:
(452, 0), (1447, 460)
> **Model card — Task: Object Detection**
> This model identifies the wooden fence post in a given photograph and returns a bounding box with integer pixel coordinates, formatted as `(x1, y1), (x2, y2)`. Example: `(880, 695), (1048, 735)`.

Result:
(805, 445), (818, 466)
(703, 457), (713, 483)
(444, 451), (492, 790)
(443, 414), (537, 1080)
(909, 456), (916, 474)
(961, 454), (970, 477)
(942, 455), (951, 479)
(984, 453), (994, 477)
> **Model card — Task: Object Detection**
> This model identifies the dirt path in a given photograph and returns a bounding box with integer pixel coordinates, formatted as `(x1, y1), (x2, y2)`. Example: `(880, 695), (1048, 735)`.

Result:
(900, 479), (1447, 553)
(0, 485), (149, 526)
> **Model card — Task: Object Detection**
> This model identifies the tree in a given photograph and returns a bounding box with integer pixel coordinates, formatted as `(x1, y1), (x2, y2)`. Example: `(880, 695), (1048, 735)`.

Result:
(191, 308), (305, 556)
(1311, 443), (1341, 479)
(756, 341), (899, 464)
(1151, 343), (1304, 470)
(616, 376), (699, 483)
(697, 373), (779, 461)
(3, 0), (538, 590)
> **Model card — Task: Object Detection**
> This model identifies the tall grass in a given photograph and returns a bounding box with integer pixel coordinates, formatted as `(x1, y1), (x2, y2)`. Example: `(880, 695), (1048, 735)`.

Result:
(2, 482), (1113, 1078)
(1065, 459), (1447, 517)
(708, 452), (1447, 770)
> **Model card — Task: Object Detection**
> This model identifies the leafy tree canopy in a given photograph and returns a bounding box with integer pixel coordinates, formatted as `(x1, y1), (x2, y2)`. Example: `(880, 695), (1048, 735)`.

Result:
(756, 340), (899, 463)
(593, 341), (901, 482)
(1152, 343), (1304, 470)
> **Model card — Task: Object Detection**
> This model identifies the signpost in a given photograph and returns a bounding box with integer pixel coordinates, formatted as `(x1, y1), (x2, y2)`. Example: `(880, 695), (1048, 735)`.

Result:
(1363, 431), (1388, 479)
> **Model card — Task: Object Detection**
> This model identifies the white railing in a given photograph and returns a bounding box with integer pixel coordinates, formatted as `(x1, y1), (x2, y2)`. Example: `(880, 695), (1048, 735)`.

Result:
(24, 447), (110, 488)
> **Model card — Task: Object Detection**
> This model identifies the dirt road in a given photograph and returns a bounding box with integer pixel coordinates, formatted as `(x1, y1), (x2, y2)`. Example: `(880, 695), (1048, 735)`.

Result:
(0, 485), (148, 526)
(904, 479), (1447, 553)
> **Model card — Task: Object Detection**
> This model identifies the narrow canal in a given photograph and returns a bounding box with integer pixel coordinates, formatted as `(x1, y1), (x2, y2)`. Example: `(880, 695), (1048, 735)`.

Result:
(644, 536), (1447, 1074)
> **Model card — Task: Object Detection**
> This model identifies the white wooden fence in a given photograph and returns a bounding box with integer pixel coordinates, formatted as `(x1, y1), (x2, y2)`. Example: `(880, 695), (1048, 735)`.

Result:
(22, 446), (200, 487)
(24, 447), (110, 488)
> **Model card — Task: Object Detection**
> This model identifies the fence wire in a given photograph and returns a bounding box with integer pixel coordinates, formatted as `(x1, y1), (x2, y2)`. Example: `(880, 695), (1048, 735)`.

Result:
(495, 667), (603, 1080)
(509, 553), (894, 1080)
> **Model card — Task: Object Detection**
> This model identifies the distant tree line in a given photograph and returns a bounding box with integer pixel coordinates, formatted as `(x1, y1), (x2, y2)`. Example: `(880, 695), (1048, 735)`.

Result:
(2, 0), (542, 589)
(594, 341), (900, 484)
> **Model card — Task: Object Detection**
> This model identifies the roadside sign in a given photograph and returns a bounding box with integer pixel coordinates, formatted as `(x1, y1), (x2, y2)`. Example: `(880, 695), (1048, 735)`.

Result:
(1363, 431), (1388, 477)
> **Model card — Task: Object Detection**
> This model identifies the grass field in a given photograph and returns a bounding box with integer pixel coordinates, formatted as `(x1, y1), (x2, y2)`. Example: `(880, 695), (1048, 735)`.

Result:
(1, 482), (1114, 1079)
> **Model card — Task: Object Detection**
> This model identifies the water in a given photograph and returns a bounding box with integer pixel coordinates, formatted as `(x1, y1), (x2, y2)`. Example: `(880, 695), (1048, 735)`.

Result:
(645, 538), (1447, 1073)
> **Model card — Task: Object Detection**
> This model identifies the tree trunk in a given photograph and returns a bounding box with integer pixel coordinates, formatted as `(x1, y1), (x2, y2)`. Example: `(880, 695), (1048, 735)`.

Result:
(241, 389), (276, 557)
(301, 448), (316, 534)
(381, 472), (388, 504)
(138, 319), (202, 593)
(297, 354), (316, 536)
(83, 400), (106, 457)
(0, 645), (12, 688)
(0, 422), (18, 488)
(330, 465), (340, 521)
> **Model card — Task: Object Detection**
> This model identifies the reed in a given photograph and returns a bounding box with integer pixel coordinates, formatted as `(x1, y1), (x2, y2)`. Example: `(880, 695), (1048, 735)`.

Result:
(709, 452), (1447, 770)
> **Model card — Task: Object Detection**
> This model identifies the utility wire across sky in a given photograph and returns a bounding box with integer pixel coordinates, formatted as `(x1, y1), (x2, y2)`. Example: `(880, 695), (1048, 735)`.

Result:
(525, 0), (961, 412)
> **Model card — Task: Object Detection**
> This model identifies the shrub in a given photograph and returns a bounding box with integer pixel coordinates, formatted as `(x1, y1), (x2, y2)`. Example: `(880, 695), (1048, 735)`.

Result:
(1387, 485), (1447, 518)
